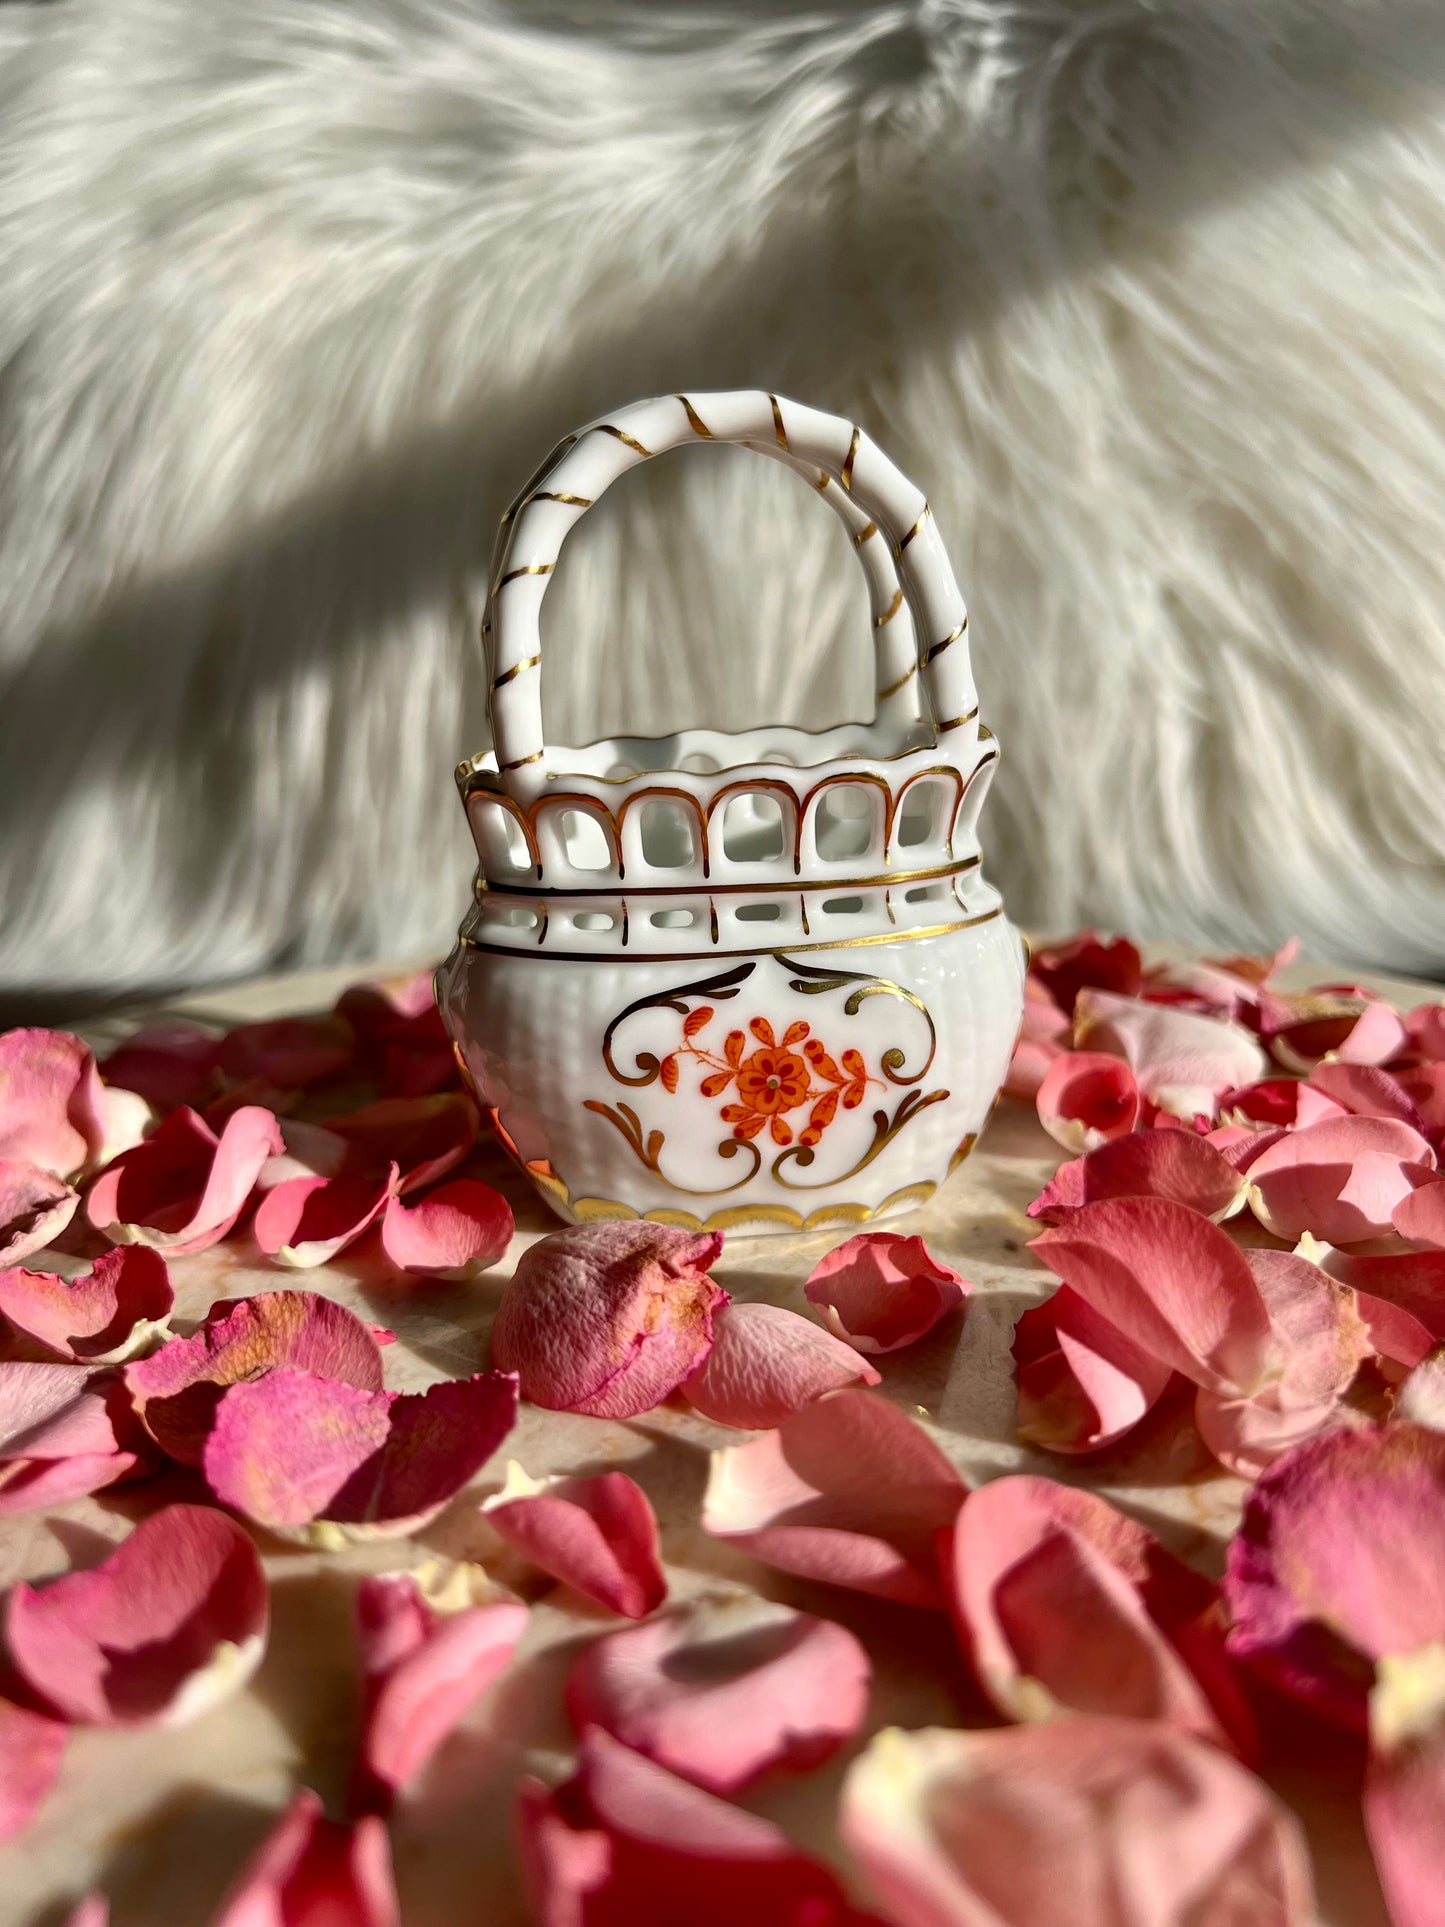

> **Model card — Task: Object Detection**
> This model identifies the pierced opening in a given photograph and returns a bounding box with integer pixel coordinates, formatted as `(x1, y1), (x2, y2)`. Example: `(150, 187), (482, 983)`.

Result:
(468, 798), (532, 876)
(904, 884), (945, 905)
(722, 792), (785, 863)
(559, 810), (612, 871)
(897, 786), (939, 849)
(650, 908), (697, 929)
(639, 799), (695, 869)
(735, 902), (783, 922)
(605, 762), (635, 782)
(574, 911), (616, 932)
(823, 895), (865, 916)
(499, 906), (539, 929)
(814, 785), (877, 861)
(681, 752), (720, 774)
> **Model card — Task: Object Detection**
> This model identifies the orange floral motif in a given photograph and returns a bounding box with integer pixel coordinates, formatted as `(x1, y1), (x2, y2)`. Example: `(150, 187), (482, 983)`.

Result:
(660, 1012), (880, 1149)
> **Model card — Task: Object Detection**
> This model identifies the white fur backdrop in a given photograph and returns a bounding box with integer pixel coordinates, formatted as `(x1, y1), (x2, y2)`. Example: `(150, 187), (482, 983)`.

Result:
(1, 0), (1443, 1001)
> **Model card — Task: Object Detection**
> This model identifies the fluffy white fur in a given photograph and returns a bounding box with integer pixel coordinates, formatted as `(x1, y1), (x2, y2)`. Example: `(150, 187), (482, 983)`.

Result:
(2, 0), (1443, 998)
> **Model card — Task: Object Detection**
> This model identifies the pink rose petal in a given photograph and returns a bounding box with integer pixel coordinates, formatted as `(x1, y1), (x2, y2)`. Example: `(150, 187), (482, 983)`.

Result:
(86, 1104), (283, 1256)
(681, 1301), (879, 1428)
(337, 972), (455, 1099)
(1030, 930), (1143, 1016)
(0, 1160), (80, 1268)
(1397, 1064), (1445, 1150)
(212, 1788), (399, 1927)
(101, 1020), (222, 1114)
(482, 1465), (666, 1618)
(1397, 1352), (1445, 1429)
(1220, 1076), (1346, 1131)
(1364, 1727), (1445, 1927)
(490, 1222), (727, 1420)
(204, 1367), (518, 1541)
(567, 1597), (869, 1794)
(1404, 1002), (1445, 1063)
(352, 1568), (527, 1814)
(1265, 988), (1408, 1073)
(325, 1094), (478, 1194)
(0, 1028), (110, 1180)
(0, 1248), (173, 1363)
(840, 1719), (1314, 1927)
(1393, 1178), (1445, 1251)
(1012, 1286), (1174, 1454)
(1246, 1113), (1436, 1244)
(0, 1360), (147, 1514)
(1035, 1051), (1139, 1154)
(519, 1728), (879, 1927)
(803, 1233), (969, 1354)
(60, 1901), (107, 1927)
(1308, 1060), (1424, 1129)
(379, 1178), (513, 1278)
(1074, 989), (1268, 1123)
(1027, 1128), (1248, 1226)
(702, 1388), (964, 1608)
(253, 1166), (398, 1269)
(946, 1475), (1251, 1752)
(6, 1503), (267, 1726)
(0, 1697), (66, 1844)
(216, 1016), (357, 1091)
(124, 1288), (386, 1464)
(1002, 978), (1070, 1101)
(1225, 1423), (1445, 1732)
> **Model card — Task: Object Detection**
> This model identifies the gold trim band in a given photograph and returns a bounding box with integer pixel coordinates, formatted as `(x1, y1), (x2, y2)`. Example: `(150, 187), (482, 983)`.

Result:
(875, 588), (905, 627)
(769, 394), (789, 450)
(936, 706), (980, 734)
(464, 905), (1002, 962)
(841, 425), (860, 491)
(491, 653), (541, 691)
(494, 563), (555, 591)
(498, 750), (544, 772)
(895, 508), (930, 555)
(595, 424), (652, 456)
(852, 521), (878, 548)
(875, 660), (918, 701)
(479, 853), (982, 899)
(922, 619), (966, 667)
(527, 491), (592, 508)
(678, 396), (713, 438)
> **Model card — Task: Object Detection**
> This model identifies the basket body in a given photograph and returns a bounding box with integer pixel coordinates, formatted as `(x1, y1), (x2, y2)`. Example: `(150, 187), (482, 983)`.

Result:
(438, 389), (1025, 1234)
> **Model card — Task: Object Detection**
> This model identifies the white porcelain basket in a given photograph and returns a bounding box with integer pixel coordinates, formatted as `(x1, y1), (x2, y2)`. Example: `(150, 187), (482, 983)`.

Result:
(437, 389), (1025, 1235)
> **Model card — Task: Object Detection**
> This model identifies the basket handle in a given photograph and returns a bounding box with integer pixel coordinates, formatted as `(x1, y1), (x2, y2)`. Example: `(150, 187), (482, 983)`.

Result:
(484, 390), (976, 791)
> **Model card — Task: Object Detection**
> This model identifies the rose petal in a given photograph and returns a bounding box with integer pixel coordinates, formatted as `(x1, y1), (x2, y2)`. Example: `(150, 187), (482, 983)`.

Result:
(1364, 1722), (1445, 1927)
(681, 1302), (879, 1428)
(379, 1178), (513, 1279)
(1246, 1114), (1437, 1244)
(0, 1248), (173, 1363)
(1393, 1178), (1445, 1251)
(254, 1166), (398, 1269)
(0, 1160), (80, 1268)
(1028, 1128), (1248, 1226)
(567, 1597), (869, 1795)
(519, 1728), (878, 1927)
(325, 1094), (477, 1194)
(1265, 989), (1408, 1073)
(490, 1222), (727, 1420)
(205, 1368), (518, 1540)
(124, 1288), (386, 1464)
(1012, 1286), (1174, 1454)
(60, 1901), (107, 1927)
(946, 1475), (1251, 1752)
(840, 1719), (1313, 1927)
(0, 1360), (146, 1514)
(0, 1697), (66, 1844)
(0, 1029), (110, 1180)
(86, 1104), (283, 1256)
(1030, 931), (1142, 1016)
(702, 1388), (964, 1608)
(101, 1021), (221, 1114)
(1307, 1060), (1424, 1130)
(6, 1503), (267, 1726)
(216, 1016), (356, 1091)
(1397, 1352), (1445, 1429)
(1035, 1052), (1139, 1154)
(1225, 1423), (1445, 1732)
(482, 1463), (666, 1618)
(212, 1788), (399, 1927)
(1074, 990), (1269, 1123)
(1003, 979), (1071, 1100)
(352, 1569), (527, 1814)
(802, 1234), (969, 1355)
(337, 972), (455, 1099)
(1219, 1076), (1346, 1131)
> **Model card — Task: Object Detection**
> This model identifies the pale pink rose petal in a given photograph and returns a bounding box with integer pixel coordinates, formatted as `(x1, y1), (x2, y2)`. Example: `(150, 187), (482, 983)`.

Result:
(0, 1360), (147, 1514)
(1207, 1124), (1290, 1173)
(1364, 1728), (1445, 1927)
(1225, 1423), (1445, 1731)
(101, 1021), (221, 1114)
(0, 1029), (110, 1180)
(1074, 989), (1268, 1123)
(1396, 1352), (1445, 1429)
(379, 1178), (513, 1279)
(60, 1901), (107, 1927)
(1404, 1003), (1445, 1064)
(0, 1697), (66, 1844)
(1320, 1247), (1445, 1371)
(1035, 1051), (1139, 1154)
(519, 1727), (879, 1927)
(124, 1288), (386, 1464)
(0, 1160), (80, 1268)
(1002, 1034), (1063, 1102)
(840, 1719), (1313, 1927)
(255, 1118), (351, 1194)
(681, 1302), (879, 1428)
(6, 1503), (267, 1726)
(253, 1166), (398, 1269)
(205, 1368), (518, 1541)
(1031, 1197), (1272, 1395)
(946, 1475), (1252, 1752)
(352, 1569), (527, 1814)
(0, 1248), (173, 1363)
(702, 1388), (964, 1608)
(490, 1222), (727, 1420)
(482, 1464), (666, 1618)
(803, 1233), (969, 1355)
(216, 1016), (356, 1091)
(567, 1597), (869, 1795)
(1028, 1128), (1248, 1226)
(1308, 1061), (1424, 1129)
(1030, 930), (1143, 1015)
(212, 1788), (400, 1927)
(1012, 1286), (1174, 1455)
(1393, 1178), (1445, 1251)
(1246, 1114), (1437, 1244)
(325, 1094), (478, 1195)
(86, 1104), (283, 1256)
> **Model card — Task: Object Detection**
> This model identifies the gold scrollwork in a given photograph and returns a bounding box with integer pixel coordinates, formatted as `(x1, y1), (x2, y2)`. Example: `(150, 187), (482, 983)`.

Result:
(580, 1100), (763, 1195)
(599, 959), (755, 1086)
(780, 953), (936, 1087)
(770, 1087), (950, 1191)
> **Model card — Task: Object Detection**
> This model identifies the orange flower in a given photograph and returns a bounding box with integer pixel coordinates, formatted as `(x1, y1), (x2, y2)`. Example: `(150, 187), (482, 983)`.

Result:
(735, 1047), (810, 1116)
